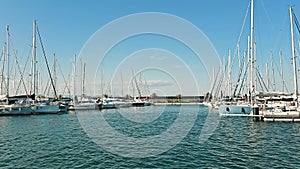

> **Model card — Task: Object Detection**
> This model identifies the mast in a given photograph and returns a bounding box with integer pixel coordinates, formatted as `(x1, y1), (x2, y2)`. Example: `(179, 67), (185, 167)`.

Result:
(279, 50), (284, 92)
(101, 64), (104, 98)
(80, 59), (82, 100)
(73, 54), (76, 101)
(1, 44), (5, 95)
(6, 25), (10, 104)
(212, 67), (215, 97)
(270, 51), (276, 91)
(53, 53), (57, 97)
(32, 20), (37, 99)
(290, 6), (298, 101)
(247, 35), (251, 103)
(120, 72), (124, 97)
(131, 69), (135, 99)
(249, 0), (254, 104)
(227, 49), (231, 96)
(253, 42), (257, 93)
(135, 75), (142, 99)
(82, 62), (86, 98)
(266, 62), (269, 90)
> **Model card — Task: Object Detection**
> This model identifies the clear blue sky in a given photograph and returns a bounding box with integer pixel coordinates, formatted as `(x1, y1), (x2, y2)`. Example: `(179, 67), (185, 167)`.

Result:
(0, 0), (299, 96)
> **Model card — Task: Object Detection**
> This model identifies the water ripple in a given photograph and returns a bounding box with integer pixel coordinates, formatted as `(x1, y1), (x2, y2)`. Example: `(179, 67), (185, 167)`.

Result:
(1, 106), (300, 168)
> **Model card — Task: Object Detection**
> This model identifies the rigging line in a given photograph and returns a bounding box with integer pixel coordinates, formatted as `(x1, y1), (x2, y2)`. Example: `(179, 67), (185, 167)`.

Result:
(256, 70), (265, 92)
(272, 52), (289, 92)
(209, 66), (221, 100)
(36, 25), (58, 98)
(293, 11), (300, 34)
(0, 44), (6, 95)
(12, 50), (29, 96)
(217, 61), (226, 98)
(43, 64), (56, 97)
(221, 56), (229, 94)
(233, 52), (246, 96)
(133, 70), (142, 98)
(259, 0), (275, 33)
(214, 73), (224, 99)
(1, 43), (7, 94)
(229, 1), (250, 75)
(256, 67), (269, 92)
(0, 42), (5, 62)
(57, 60), (71, 96)
(15, 47), (31, 95)
(43, 78), (50, 96)
(214, 79), (221, 99)
(237, 62), (249, 96)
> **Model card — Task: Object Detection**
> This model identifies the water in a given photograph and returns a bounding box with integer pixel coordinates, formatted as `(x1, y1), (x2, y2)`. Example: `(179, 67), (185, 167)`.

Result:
(0, 106), (300, 168)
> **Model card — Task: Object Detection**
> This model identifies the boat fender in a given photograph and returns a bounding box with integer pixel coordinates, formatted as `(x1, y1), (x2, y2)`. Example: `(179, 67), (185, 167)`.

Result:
(241, 108), (245, 113)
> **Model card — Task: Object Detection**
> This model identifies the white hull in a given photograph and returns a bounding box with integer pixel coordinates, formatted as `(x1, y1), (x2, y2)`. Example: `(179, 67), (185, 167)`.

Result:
(31, 104), (60, 114)
(101, 103), (117, 109)
(219, 104), (252, 115)
(68, 103), (100, 110)
(0, 105), (32, 115)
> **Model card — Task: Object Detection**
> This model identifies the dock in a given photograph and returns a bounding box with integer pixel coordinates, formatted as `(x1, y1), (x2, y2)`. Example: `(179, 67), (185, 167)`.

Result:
(262, 111), (300, 122)
(220, 111), (300, 122)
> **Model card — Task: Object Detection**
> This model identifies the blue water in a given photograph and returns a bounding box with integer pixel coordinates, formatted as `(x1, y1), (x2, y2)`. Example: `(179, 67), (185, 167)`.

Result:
(0, 106), (300, 168)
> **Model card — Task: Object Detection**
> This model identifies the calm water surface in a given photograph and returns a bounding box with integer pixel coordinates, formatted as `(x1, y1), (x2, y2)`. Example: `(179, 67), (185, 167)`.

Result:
(0, 106), (300, 168)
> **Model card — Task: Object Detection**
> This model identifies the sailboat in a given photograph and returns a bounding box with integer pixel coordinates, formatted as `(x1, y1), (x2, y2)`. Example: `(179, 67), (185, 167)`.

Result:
(0, 25), (32, 116)
(130, 71), (153, 107)
(68, 57), (102, 111)
(219, 0), (255, 115)
(260, 6), (300, 120)
(29, 20), (60, 114)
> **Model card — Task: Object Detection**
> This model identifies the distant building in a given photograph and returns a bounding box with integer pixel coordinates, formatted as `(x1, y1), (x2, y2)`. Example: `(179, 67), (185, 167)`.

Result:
(150, 95), (204, 103)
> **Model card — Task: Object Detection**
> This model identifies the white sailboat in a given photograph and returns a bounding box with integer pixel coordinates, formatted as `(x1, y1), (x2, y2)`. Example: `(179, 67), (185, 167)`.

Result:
(261, 6), (300, 119)
(0, 25), (32, 115)
(29, 20), (60, 114)
(68, 57), (101, 111)
(219, 0), (254, 115)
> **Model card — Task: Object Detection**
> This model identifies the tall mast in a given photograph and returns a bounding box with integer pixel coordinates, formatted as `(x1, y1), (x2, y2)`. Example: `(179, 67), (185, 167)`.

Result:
(83, 62), (86, 98)
(80, 59), (82, 100)
(270, 51), (276, 91)
(6, 25), (10, 104)
(32, 20), (37, 99)
(227, 49), (231, 96)
(53, 53), (57, 97)
(247, 35), (251, 103)
(120, 72), (124, 97)
(279, 50), (285, 92)
(266, 62), (269, 90)
(290, 6), (298, 100)
(253, 42), (257, 93)
(1, 44), (5, 95)
(73, 54), (76, 101)
(250, 0), (254, 104)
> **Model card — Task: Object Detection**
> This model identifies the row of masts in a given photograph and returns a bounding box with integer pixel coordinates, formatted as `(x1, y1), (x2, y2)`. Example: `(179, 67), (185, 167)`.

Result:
(210, 1), (300, 106)
(0, 20), (58, 102)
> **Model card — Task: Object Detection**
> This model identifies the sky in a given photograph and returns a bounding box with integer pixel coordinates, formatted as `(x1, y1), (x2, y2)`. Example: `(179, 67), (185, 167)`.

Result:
(0, 0), (300, 97)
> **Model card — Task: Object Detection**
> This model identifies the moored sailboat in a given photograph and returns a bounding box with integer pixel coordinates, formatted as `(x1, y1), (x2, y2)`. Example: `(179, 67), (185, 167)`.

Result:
(29, 20), (60, 114)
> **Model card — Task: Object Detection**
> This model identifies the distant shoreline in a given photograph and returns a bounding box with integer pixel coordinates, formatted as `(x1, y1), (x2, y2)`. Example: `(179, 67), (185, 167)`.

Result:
(153, 102), (203, 106)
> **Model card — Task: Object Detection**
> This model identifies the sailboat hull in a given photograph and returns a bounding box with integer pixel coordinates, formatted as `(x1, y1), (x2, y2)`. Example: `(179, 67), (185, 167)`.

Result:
(219, 105), (252, 115)
(31, 104), (60, 114)
(0, 105), (32, 116)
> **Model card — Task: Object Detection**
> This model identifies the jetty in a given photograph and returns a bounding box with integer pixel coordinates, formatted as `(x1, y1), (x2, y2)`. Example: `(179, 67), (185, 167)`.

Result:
(220, 109), (300, 122)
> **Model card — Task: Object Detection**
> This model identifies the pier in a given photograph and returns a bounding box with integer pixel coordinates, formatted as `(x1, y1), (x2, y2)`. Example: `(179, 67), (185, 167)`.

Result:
(220, 111), (300, 122)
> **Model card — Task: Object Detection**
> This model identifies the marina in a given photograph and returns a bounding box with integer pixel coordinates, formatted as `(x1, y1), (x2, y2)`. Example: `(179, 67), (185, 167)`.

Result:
(1, 0), (300, 168)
